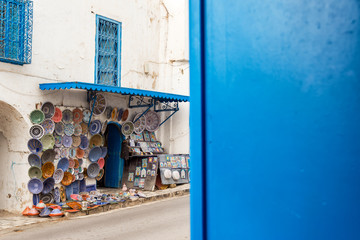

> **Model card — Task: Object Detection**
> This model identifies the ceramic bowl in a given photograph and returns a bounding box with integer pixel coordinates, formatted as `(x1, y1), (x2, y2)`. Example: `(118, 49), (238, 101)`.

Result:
(73, 123), (82, 136)
(28, 138), (43, 154)
(29, 125), (45, 139)
(28, 153), (41, 167)
(97, 158), (105, 169)
(54, 122), (65, 135)
(72, 135), (81, 147)
(89, 134), (103, 148)
(100, 147), (107, 158)
(88, 147), (102, 162)
(30, 110), (45, 124)
(145, 110), (160, 132)
(133, 113), (146, 134)
(60, 186), (66, 202)
(69, 148), (76, 158)
(40, 193), (54, 204)
(52, 107), (62, 123)
(101, 120), (108, 134)
(41, 149), (56, 164)
(60, 148), (69, 158)
(41, 134), (55, 150)
(117, 108), (123, 121)
(28, 166), (42, 179)
(57, 157), (69, 172)
(54, 134), (62, 147)
(121, 121), (134, 136)
(39, 206), (51, 217)
(28, 178), (43, 194)
(61, 172), (73, 186)
(72, 108), (83, 124)
(78, 173), (84, 181)
(74, 159), (79, 168)
(62, 135), (72, 148)
(62, 109), (73, 124)
(90, 93), (106, 115)
(68, 158), (75, 168)
(54, 148), (61, 159)
(87, 163), (100, 178)
(33, 194), (40, 206)
(54, 187), (61, 203)
(53, 169), (64, 184)
(76, 148), (85, 159)
(42, 162), (55, 179)
(41, 102), (55, 119)
(95, 169), (104, 181)
(121, 109), (129, 121)
(82, 110), (91, 123)
(111, 107), (118, 121)
(41, 119), (55, 135)
(42, 177), (55, 194)
(64, 123), (75, 136)
(89, 120), (102, 135)
(79, 135), (89, 150)
(80, 122), (88, 134)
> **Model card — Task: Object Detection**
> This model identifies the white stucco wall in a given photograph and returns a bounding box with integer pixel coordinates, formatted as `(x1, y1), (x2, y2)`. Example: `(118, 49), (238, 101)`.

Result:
(0, 0), (189, 212)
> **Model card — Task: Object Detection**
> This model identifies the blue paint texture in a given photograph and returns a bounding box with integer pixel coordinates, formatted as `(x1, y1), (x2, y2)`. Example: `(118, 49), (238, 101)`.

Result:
(190, 0), (360, 239)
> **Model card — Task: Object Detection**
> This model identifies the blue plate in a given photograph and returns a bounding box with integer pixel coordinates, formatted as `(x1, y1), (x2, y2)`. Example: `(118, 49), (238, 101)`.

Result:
(28, 178), (43, 194)
(54, 187), (60, 203)
(79, 135), (89, 150)
(62, 135), (72, 148)
(39, 206), (51, 217)
(33, 194), (40, 205)
(100, 147), (108, 158)
(57, 157), (69, 172)
(28, 153), (41, 167)
(28, 138), (43, 154)
(42, 177), (55, 194)
(89, 120), (102, 135)
(88, 147), (102, 162)
(87, 162), (100, 178)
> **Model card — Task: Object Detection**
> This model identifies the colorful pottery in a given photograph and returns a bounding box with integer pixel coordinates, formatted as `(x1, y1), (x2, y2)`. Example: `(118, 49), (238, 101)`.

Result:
(28, 138), (43, 154)
(61, 172), (73, 186)
(54, 134), (62, 147)
(64, 123), (75, 136)
(39, 206), (51, 217)
(90, 93), (106, 115)
(28, 178), (43, 194)
(78, 173), (84, 181)
(28, 205), (39, 216)
(29, 124), (45, 139)
(42, 162), (55, 179)
(89, 134), (103, 147)
(35, 200), (46, 210)
(121, 109), (129, 121)
(54, 148), (61, 159)
(33, 194), (40, 206)
(89, 120), (102, 135)
(60, 186), (66, 202)
(68, 158), (75, 168)
(88, 147), (102, 162)
(53, 169), (64, 184)
(111, 107), (118, 121)
(62, 109), (73, 124)
(28, 166), (42, 179)
(52, 107), (62, 123)
(28, 153), (41, 167)
(62, 135), (72, 148)
(87, 163), (100, 178)
(60, 148), (69, 158)
(57, 157), (69, 172)
(133, 113), (146, 134)
(82, 110), (91, 123)
(68, 167), (74, 175)
(76, 148), (85, 159)
(54, 187), (61, 203)
(69, 148), (76, 158)
(72, 108), (83, 124)
(145, 110), (161, 132)
(42, 177), (55, 194)
(79, 135), (89, 150)
(41, 134), (55, 150)
(105, 106), (112, 119)
(100, 147), (107, 158)
(73, 123), (82, 136)
(117, 108), (123, 121)
(41, 102), (55, 119)
(80, 122), (88, 134)
(40, 193), (54, 204)
(74, 159), (79, 168)
(41, 149), (56, 164)
(78, 159), (83, 167)
(54, 122), (65, 135)
(121, 121), (134, 136)
(97, 157), (105, 169)
(95, 170), (104, 181)
(41, 119), (55, 135)
(22, 206), (30, 216)
(30, 110), (45, 124)
(72, 135), (81, 147)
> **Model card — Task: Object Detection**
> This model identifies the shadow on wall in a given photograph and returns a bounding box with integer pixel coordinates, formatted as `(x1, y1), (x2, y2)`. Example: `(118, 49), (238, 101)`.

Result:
(0, 101), (31, 212)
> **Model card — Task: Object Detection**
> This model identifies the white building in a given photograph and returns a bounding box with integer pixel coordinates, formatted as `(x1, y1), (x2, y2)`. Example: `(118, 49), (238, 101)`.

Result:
(0, 0), (189, 213)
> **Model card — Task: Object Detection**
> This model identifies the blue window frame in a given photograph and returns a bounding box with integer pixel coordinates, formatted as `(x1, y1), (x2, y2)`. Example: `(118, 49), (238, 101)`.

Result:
(0, 0), (33, 65)
(95, 15), (122, 87)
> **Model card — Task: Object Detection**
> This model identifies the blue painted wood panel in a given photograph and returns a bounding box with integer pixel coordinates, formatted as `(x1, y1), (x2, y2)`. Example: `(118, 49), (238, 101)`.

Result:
(190, 0), (360, 239)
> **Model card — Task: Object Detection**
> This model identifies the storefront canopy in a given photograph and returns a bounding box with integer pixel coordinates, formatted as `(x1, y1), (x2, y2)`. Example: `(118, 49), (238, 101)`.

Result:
(39, 82), (189, 102)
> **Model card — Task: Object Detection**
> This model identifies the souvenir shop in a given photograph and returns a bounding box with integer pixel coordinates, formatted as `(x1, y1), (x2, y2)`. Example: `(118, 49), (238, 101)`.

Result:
(24, 82), (189, 216)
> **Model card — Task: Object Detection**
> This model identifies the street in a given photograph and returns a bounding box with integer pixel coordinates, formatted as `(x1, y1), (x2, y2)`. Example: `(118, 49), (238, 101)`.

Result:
(0, 196), (190, 240)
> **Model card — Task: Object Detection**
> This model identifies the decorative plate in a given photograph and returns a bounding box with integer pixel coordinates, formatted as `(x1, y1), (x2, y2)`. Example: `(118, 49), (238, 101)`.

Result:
(121, 109), (129, 121)
(54, 134), (62, 147)
(88, 147), (102, 162)
(89, 134), (103, 148)
(73, 124), (82, 136)
(121, 121), (134, 136)
(68, 158), (75, 168)
(89, 120), (102, 135)
(62, 109), (73, 124)
(80, 122), (88, 135)
(28, 153), (41, 167)
(54, 148), (61, 159)
(90, 93), (106, 115)
(28, 178), (43, 194)
(41, 149), (56, 164)
(74, 159), (79, 168)
(41, 162), (55, 179)
(84, 149), (90, 159)
(62, 135), (73, 148)
(69, 148), (76, 158)
(60, 186), (66, 202)
(101, 120), (107, 134)
(41, 102), (55, 119)
(71, 136), (81, 148)
(64, 123), (75, 136)
(30, 110), (45, 124)
(105, 106), (112, 119)
(133, 113), (146, 134)
(61, 172), (73, 186)
(53, 169), (64, 184)
(40, 193), (54, 204)
(29, 125), (45, 139)
(54, 122), (65, 136)
(54, 187), (61, 203)
(82, 110), (91, 123)
(100, 147), (107, 158)
(52, 107), (62, 123)
(33, 194), (40, 206)
(111, 107), (118, 121)
(79, 135), (89, 150)
(145, 110), (161, 132)
(117, 108), (124, 121)
(76, 148), (85, 159)
(57, 157), (69, 172)
(28, 138), (43, 154)
(41, 119), (55, 135)
(60, 148), (69, 158)
(72, 108), (83, 124)
(28, 166), (42, 179)
(97, 158), (105, 169)
(68, 167), (74, 175)
(87, 163), (100, 178)
(96, 169), (104, 181)
(42, 177), (55, 194)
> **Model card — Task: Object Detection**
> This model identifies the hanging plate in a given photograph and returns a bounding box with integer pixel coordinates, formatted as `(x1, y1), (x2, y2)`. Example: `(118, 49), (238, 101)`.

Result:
(117, 108), (124, 121)
(30, 110), (45, 124)
(28, 138), (43, 154)
(62, 135), (73, 148)
(41, 102), (55, 119)
(41, 162), (55, 179)
(41, 134), (55, 150)
(41, 119), (55, 135)
(79, 135), (89, 150)
(121, 121), (134, 136)
(41, 149), (56, 164)
(69, 148), (77, 158)
(55, 122), (65, 136)
(80, 122), (88, 134)
(28, 153), (41, 168)
(64, 123), (75, 136)
(28, 178), (43, 194)
(73, 124), (82, 136)
(40, 193), (54, 204)
(54, 134), (62, 148)
(52, 107), (62, 123)
(105, 106), (113, 119)
(87, 163), (100, 178)
(60, 148), (69, 158)
(62, 109), (73, 124)
(90, 93), (107, 115)
(53, 169), (64, 184)
(29, 125), (45, 139)
(60, 186), (66, 202)
(72, 108), (83, 124)
(121, 109), (129, 121)
(72, 135), (81, 147)
(145, 110), (161, 132)
(82, 110), (91, 123)
(89, 120), (102, 135)
(54, 187), (61, 203)
(133, 113), (146, 134)
(111, 107), (118, 121)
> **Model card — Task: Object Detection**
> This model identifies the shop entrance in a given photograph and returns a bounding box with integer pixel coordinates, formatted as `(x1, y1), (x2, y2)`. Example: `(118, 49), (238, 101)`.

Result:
(104, 122), (124, 188)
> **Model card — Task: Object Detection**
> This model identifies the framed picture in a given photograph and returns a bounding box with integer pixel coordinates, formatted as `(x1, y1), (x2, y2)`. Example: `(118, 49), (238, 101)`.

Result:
(128, 173), (134, 182)
(134, 177), (140, 187)
(139, 178), (145, 188)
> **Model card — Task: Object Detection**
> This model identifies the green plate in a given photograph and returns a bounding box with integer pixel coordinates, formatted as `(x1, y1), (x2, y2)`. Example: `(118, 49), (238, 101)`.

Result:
(28, 166), (42, 179)
(30, 110), (45, 124)
(41, 134), (55, 150)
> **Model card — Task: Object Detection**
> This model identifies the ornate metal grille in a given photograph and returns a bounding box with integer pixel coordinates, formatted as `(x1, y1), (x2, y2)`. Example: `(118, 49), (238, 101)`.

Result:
(0, 0), (33, 65)
(96, 16), (121, 86)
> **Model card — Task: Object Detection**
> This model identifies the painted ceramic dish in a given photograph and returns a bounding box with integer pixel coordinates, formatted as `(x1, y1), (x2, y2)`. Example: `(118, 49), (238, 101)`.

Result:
(42, 177), (55, 194)
(64, 123), (75, 136)
(80, 122), (88, 134)
(88, 147), (102, 162)
(90, 93), (107, 115)
(111, 107), (118, 121)
(87, 163), (100, 178)
(40, 193), (54, 204)
(35, 200), (46, 210)
(60, 186), (66, 202)
(121, 121), (134, 136)
(42, 162), (55, 179)
(28, 166), (42, 179)
(96, 169), (104, 181)
(100, 147), (107, 158)
(53, 169), (64, 184)
(76, 148), (85, 159)
(117, 108), (123, 121)
(121, 109), (129, 121)
(89, 120), (102, 135)
(68, 158), (75, 168)
(72, 108), (83, 124)
(89, 134), (103, 148)
(62, 135), (72, 148)
(33, 194), (40, 206)
(62, 109), (73, 124)
(73, 123), (82, 136)
(54, 134), (62, 147)
(39, 206), (51, 217)
(41, 102), (55, 118)
(41, 149), (56, 164)
(28, 138), (43, 154)
(97, 158), (105, 169)
(61, 172), (73, 186)
(133, 113), (146, 134)
(57, 157), (69, 172)
(28, 206), (40, 216)
(79, 135), (89, 150)
(82, 110), (91, 123)
(29, 124), (45, 139)
(52, 107), (62, 123)
(60, 148), (69, 158)
(41, 119), (55, 135)
(145, 110), (161, 132)
(41, 134), (55, 150)
(28, 153), (41, 167)
(105, 106), (112, 119)
(54, 148), (61, 159)
(30, 109), (45, 124)
(54, 187), (61, 203)
(28, 178), (43, 194)
(69, 148), (76, 158)
(54, 122), (65, 135)
(74, 159), (79, 168)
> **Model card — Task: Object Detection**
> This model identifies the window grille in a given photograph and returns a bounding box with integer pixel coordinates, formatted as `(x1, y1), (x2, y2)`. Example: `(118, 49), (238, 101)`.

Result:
(0, 0), (33, 65)
(95, 16), (122, 87)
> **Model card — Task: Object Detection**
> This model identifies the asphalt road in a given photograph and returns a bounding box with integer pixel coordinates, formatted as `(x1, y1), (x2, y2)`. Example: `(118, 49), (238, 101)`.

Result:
(0, 195), (190, 240)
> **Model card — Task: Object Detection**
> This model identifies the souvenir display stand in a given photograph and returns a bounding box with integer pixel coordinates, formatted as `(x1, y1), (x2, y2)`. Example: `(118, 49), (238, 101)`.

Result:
(158, 154), (190, 185)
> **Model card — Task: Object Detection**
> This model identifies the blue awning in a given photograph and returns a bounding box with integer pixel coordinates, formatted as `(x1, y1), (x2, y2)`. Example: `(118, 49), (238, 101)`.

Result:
(39, 82), (189, 102)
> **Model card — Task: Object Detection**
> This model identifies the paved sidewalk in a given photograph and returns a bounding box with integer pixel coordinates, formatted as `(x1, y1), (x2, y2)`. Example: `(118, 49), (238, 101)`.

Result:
(0, 184), (190, 234)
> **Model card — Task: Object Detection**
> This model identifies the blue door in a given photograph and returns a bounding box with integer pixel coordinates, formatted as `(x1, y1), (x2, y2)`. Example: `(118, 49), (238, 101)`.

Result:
(190, 1), (360, 239)
(104, 123), (124, 188)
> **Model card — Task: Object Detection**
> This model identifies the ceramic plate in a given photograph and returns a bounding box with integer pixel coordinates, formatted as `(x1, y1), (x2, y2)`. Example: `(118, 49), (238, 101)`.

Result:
(62, 135), (72, 148)
(64, 123), (75, 136)
(69, 148), (76, 158)
(72, 108), (83, 124)
(54, 134), (62, 147)
(41, 162), (55, 179)
(29, 125), (45, 139)
(88, 147), (102, 162)
(52, 107), (62, 123)
(89, 120), (102, 135)
(41, 149), (56, 164)
(133, 113), (146, 134)
(72, 135), (81, 147)
(41, 102), (55, 119)
(53, 169), (64, 184)
(57, 158), (69, 172)
(28, 153), (41, 167)
(30, 110), (45, 124)
(55, 122), (65, 136)
(54, 187), (61, 203)
(145, 110), (161, 132)
(28, 166), (42, 179)
(79, 135), (89, 150)
(28, 178), (43, 194)
(89, 134), (103, 148)
(73, 124), (82, 136)
(117, 108), (123, 121)
(111, 107), (118, 121)
(121, 121), (134, 136)
(121, 109), (129, 121)
(62, 109), (73, 124)
(60, 148), (69, 158)
(90, 93), (106, 115)
(83, 110), (91, 123)
(42, 177), (55, 194)
(28, 138), (43, 154)
(105, 106), (112, 119)
(87, 163), (100, 178)
(80, 122), (88, 134)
